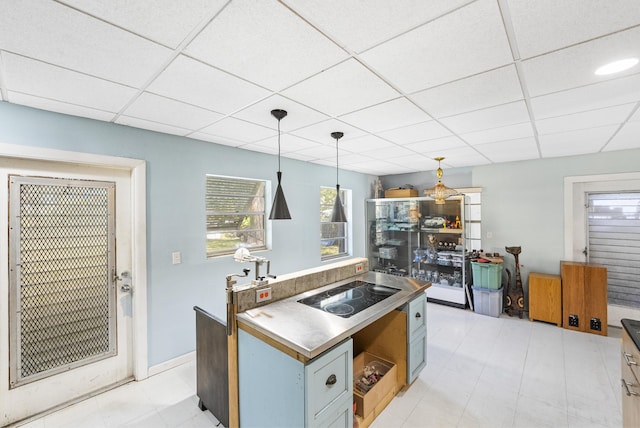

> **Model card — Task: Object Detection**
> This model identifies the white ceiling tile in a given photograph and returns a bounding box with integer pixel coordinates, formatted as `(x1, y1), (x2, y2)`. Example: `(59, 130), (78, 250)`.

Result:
(232, 95), (329, 132)
(116, 115), (191, 136)
(339, 135), (397, 153)
(361, 145), (417, 160)
(422, 146), (489, 168)
(474, 137), (540, 163)
(147, 55), (271, 114)
(629, 107), (640, 122)
(536, 103), (636, 135)
(236, 143), (278, 156)
(199, 117), (275, 143)
(386, 154), (439, 171)
(250, 134), (323, 154)
(282, 59), (400, 116)
(291, 118), (368, 144)
(507, 0), (640, 59)
(283, 151), (317, 162)
(189, 132), (244, 147)
(603, 121), (640, 152)
(185, 0), (348, 91)
(289, 144), (337, 160)
(338, 98), (432, 133)
(8, 92), (116, 122)
(538, 125), (619, 157)
(123, 92), (223, 130)
(461, 122), (534, 146)
(378, 120), (452, 144)
(441, 101), (530, 134)
(3, 53), (137, 112)
(360, 0), (513, 93)
(57, 0), (227, 49)
(521, 26), (640, 97)
(530, 73), (640, 119)
(405, 135), (469, 154)
(411, 65), (523, 118)
(282, 0), (472, 53)
(0, 0), (172, 87)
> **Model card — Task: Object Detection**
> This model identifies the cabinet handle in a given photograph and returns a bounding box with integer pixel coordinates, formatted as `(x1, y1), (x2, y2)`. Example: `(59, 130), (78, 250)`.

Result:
(622, 379), (639, 396)
(326, 374), (337, 386)
(624, 352), (638, 366)
(415, 312), (421, 319)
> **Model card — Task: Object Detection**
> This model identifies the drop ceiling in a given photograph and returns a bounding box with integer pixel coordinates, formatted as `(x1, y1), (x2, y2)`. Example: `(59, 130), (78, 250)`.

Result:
(1, 0), (639, 175)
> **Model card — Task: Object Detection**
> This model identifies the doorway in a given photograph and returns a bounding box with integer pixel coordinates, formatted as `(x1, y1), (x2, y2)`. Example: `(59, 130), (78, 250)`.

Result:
(565, 172), (640, 326)
(0, 147), (147, 426)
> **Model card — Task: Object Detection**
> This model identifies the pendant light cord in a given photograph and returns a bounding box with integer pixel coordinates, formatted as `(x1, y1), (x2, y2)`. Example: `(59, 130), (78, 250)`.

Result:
(277, 118), (281, 172)
(335, 137), (339, 185)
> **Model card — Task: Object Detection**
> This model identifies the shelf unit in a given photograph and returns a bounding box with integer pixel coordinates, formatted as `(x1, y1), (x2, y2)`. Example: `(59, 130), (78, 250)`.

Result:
(366, 196), (471, 308)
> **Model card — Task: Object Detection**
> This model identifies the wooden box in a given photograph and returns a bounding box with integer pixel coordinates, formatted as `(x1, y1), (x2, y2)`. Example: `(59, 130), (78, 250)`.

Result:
(384, 188), (418, 198)
(561, 261), (608, 336)
(353, 352), (397, 420)
(528, 272), (562, 327)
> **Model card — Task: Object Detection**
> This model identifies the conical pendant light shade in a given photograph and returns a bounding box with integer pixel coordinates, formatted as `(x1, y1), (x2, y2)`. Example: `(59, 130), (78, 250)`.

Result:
(331, 184), (347, 223)
(330, 132), (347, 223)
(269, 171), (291, 219)
(269, 109), (291, 220)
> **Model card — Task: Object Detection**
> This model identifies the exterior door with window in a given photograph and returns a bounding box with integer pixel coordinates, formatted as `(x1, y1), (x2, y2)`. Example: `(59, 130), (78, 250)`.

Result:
(0, 158), (134, 425)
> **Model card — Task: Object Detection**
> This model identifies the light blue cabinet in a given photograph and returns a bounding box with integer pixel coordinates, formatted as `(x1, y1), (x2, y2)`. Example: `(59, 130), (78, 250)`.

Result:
(238, 331), (353, 428)
(405, 292), (427, 383)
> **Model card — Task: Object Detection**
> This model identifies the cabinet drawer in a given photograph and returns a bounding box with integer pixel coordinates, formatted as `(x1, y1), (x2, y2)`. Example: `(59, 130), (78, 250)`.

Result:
(305, 338), (353, 425)
(408, 331), (426, 384)
(407, 292), (426, 339)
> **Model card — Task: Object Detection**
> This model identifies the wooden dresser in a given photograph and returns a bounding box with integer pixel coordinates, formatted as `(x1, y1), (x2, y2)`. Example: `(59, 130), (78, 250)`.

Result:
(528, 272), (562, 326)
(621, 319), (640, 427)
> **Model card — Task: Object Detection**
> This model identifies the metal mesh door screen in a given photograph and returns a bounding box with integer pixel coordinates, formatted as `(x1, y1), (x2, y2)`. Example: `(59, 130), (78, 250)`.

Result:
(9, 176), (116, 388)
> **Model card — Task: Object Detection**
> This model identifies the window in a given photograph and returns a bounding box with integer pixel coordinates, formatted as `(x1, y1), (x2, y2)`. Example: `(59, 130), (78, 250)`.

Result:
(320, 186), (350, 260)
(206, 175), (266, 258)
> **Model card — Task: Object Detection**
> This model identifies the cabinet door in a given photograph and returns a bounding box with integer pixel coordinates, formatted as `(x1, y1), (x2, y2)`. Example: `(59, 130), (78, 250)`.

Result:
(407, 331), (426, 384)
(305, 338), (353, 427)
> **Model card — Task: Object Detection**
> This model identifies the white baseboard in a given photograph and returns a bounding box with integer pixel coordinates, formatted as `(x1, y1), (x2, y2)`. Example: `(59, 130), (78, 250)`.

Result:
(147, 351), (196, 377)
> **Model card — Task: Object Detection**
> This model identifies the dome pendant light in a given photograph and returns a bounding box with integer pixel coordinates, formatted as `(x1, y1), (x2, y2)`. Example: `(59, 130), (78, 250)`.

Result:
(330, 131), (347, 223)
(424, 157), (458, 204)
(268, 109), (291, 220)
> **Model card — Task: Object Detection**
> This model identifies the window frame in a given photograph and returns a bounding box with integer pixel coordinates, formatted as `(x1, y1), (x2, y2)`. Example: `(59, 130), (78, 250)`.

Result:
(320, 186), (351, 261)
(205, 174), (268, 258)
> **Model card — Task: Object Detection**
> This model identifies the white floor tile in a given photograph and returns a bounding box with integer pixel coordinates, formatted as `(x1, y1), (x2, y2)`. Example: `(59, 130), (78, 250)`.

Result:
(14, 302), (624, 428)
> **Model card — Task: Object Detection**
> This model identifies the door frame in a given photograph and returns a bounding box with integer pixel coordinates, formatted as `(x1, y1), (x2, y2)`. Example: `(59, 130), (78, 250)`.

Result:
(0, 142), (148, 381)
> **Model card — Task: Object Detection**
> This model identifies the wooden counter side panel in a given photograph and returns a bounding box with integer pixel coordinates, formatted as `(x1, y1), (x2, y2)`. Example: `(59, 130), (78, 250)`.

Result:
(585, 266), (608, 336)
(562, 262), (585, 332)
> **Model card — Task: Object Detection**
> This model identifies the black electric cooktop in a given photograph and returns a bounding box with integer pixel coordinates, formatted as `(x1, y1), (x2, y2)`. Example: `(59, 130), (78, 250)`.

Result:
(298, 280), (401, 318)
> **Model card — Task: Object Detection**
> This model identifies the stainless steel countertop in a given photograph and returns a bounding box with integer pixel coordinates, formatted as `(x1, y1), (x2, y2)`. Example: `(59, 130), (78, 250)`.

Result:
(236, 271), (430, 360)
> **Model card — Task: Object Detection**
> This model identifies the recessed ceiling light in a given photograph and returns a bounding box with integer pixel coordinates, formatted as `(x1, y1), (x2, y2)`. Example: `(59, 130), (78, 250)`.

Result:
(594, 58), (639, 76)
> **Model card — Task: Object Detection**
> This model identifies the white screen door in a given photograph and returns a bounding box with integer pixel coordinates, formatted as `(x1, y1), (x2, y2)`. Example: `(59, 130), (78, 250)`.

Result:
(0, 158), (134, 425)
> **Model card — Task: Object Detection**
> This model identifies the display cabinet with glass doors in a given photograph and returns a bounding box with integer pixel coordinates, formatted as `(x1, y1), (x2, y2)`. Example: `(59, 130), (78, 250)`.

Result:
(366, 195), (471, 308)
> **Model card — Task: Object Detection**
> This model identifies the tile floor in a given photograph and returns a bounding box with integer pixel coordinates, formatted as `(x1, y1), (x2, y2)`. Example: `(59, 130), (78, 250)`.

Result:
(18, 303), (622, 428)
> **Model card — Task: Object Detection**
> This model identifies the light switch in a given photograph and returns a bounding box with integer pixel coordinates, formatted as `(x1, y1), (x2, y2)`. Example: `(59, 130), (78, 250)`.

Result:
(172, 251), (182, 265)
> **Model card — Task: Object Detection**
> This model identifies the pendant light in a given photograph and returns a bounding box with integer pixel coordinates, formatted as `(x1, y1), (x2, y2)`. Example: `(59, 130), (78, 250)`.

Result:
(423, 156), (458, 204)
(330, 131), (347, 223)
(268, 109), (291, 220)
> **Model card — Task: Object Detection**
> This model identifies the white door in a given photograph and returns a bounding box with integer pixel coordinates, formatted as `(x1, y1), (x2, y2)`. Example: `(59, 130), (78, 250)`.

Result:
(0, 157), (134, 425)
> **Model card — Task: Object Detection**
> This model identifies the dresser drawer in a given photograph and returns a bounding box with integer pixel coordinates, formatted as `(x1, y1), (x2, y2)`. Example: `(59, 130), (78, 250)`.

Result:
(407, 292), (426, 340)
(305, 338), (353, 425)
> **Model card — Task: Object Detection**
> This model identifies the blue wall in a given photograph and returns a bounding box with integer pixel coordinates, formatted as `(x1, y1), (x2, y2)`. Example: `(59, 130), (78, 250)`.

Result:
(0, 102), (376, 367)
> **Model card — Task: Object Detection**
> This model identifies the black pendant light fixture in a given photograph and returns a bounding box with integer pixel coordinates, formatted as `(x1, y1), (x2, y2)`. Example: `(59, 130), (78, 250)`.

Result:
(330, 131), (347, 223)
(268, 109), (291, 220)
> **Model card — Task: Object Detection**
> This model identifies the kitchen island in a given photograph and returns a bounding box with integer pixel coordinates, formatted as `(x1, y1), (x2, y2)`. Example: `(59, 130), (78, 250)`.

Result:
(233, 265), (429, 427)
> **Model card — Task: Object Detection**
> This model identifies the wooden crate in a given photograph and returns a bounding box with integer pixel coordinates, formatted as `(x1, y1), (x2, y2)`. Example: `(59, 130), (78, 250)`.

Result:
(384, 188), (418, 198)
(353, 352), (397, 420)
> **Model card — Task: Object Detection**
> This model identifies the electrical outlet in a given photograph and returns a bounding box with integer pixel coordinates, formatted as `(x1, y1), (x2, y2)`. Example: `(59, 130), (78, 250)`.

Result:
(568, 314), (579, 328)
(171, 251), (181, 265)
(590, 317), (602, 331)
(355, 263), (364, 274)
(256, 287), (272, 303)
